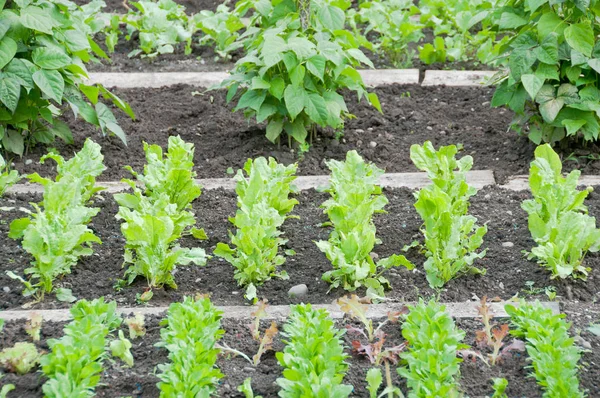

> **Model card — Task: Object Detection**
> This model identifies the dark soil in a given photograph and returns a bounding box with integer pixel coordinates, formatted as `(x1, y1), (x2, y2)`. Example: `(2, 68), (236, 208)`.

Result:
(1, 185), (599, 311)
(2, 305), (599, 397)
(10, 84), (552, 185)
(73, 0), (224, 14)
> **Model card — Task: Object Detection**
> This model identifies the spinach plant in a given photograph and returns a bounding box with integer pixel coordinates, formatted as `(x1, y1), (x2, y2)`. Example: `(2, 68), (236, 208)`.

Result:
(491, 0), (600, 144)
(0, 154), (19, 197)
(522, 144), (600, 279)
(41, 298), (131, 397)
(277, 303), (353, 397)
(408, 141), (487, 288)
(215, 157), (298, 301)
(0, 0), (134, 155)
(7, 140), (105, 304)
(506, 300), (584, 397)
(218, 0), (381, 146)
(193, 2), (245, 61)
(119, 0), (196, 58)
(156, 296), (224, 396)
(317, 151), (413, 298)
(398, 299), (467, 397)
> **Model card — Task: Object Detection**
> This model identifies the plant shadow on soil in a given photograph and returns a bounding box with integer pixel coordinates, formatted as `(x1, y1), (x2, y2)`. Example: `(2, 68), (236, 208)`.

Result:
(2, 305), (599, 397)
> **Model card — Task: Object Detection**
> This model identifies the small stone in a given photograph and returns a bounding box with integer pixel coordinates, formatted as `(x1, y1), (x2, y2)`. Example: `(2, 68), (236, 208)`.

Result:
(231, 291), (239, 295)
(369, 141), (377, 148)
(482, 101), (490, 106)
(575, 336), (592, 349)
(499, 282), (505, 290)
(367, 127), (373, 131)
(288, 284), (308, 298)
(25, 159), (33, 165)
(439, 130), (446, 135)
(357, 140), (363, 147)
(484, 194), (491, 200)
(506, 210), (513, 216)
(195, 278), (201, 283)
(243, 367), (256, 373)
(502, 242), (514, 248)
(370, 252), (380, 261)
(2, 286), (9, 293)
(355, 129), (365, 134)
(426, 126), (433, 131)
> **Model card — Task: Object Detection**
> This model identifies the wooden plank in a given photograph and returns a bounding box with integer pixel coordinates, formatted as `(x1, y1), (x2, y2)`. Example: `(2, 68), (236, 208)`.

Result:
(0, 301), (560, 322)
(501, 175), (600, 191)
(7, 170), (496, 194)
(421, 70), (497, 86)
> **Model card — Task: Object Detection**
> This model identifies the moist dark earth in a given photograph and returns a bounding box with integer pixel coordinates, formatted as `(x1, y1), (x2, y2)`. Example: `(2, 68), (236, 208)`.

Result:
(12, 84), (600, 186)
(1, 185), (599, 311)
(2, 304), (599, 397)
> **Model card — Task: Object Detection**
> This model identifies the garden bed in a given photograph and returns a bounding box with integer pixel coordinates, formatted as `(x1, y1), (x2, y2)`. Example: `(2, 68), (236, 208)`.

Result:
(1, 302), (599, 397)
(1, 185), (599, 311)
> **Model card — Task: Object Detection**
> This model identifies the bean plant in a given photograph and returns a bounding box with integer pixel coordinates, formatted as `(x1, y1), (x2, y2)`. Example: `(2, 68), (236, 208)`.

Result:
(218, 0), (381, 146)
(317, 150), (413, 298)
(0, 154), (19, 197)
(506, 300), (584, 397)
(7, 140), (105, 304)
(193, 2), (245, 60)
(276, 304), (353, 397)
(215, 157), (298, 301)
(0, 0), (133, 155)
(156, 296), (224, 396)
(115, 136), (208, 294)
(408, 141), (487, 288)
(491, 0), (600, 144)
(522, 144), (600, 279)
(398, 299), (468, 397)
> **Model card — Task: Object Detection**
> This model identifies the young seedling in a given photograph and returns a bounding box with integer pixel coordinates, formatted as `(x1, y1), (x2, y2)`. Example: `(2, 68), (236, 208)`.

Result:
(0, 155), (19, 198)
(317, 151), (413, 298)
(25, 313), (43, 342)
(506, 300), (584, 397)
(238, 377), (263, 398)
(366, 367), (403, 398)
(0, 342), (41, 375)
(407, 141), (487, 288)
(491, 378), (508, 398)
(125, 313), (147, 339)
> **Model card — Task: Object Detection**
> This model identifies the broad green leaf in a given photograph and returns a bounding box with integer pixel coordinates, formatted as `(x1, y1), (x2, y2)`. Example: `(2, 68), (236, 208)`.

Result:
(284, 85), (306, 120)
(0, 36), (17, 70)
(562, 119), (587, 136)
(527, 0), (547, 12)
(266, 119), (284, 142)
(235, 89), (266, 112)
(498, 12), (527, 29)
(307, 55), (326, 81)
(564, 23), (594, 57)
(304, 93), (328, 124)
(317, 5), (345, 30)
(535, 34), (559, 64)
(537, 12), (565, 39)
(539, 98), (564, 123)
(2, 130), (23, 156)
(20, 6), (59, 35)
(32, 69), (64, 103)
(588, 59), (600, 74)
(32, 47), (71, 70)
(0, 76), (20, 113)
(5, 59), (34, 89)
(268, 77), (285, 100)
(522, 74), (544, 100)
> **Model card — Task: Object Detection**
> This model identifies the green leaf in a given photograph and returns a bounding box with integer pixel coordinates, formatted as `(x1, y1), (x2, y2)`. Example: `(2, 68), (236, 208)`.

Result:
(540, 99), (564, 123)
(55, 288), (77, 303)
(562, 119), (587, 136)
(304, 93), (328, 124)
(535, 34), (559, 64)
(2, 130), (23, 156)
(32, 69), (64, 103)
(537, 12), (564, 39)
(266, 119), (284, 142)
(498, 12), (527, 29)
(588, 324), (600, 336)
(235, 89), (266, 112)
(509, 49), (537, 80)
(564, 23), (594, 57)
(588, 59), (600, 74)
(307, 55), (326, 81)
(0, 77), (21, 113)
(284, 85), (306, 120)
(0, 36), (17, 70)
(32, 47), (71, 70)
(96, 102), (127, 144)
(20, 6), (59, 35)
(317, 5), (345, 30)
(522, 74), (544, 100)
(268, 77), (285, 100)
(368, 92), (382, 113)
(527, 0), (547, 12)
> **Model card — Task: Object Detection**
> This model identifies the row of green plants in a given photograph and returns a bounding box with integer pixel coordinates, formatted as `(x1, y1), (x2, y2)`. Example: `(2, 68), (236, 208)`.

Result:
(0, 296), (586, 397)
(3, 138), (598, 306)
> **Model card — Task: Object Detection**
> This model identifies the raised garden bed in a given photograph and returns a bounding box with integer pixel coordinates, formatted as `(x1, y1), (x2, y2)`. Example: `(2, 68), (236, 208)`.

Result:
(1, 185), (599, 311)
(1, 302), (599, 397)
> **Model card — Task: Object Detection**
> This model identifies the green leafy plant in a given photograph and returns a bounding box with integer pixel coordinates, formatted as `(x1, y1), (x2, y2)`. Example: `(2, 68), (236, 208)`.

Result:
(348, 0), (423, 68)
(0, 342), (41, 375)
(0, 154), (19, 197)
(7, 140), (105, 303)
(506, 300), (583, 397)
(114, 136), (208, 294)
(276, 303), (353, 397)
(41, 298), (127, 397)
(522, 144), (600, 279)
(491, 378), (508, 398)
(0, 384), (14, 398)
(491, 0), (600, 144)
(407, 141), (487, 288)
(192, 2), (244, 60)
(398, 299), (467, 397)
(215, 157), (298, 300)
(217, 0), (381, 146)
(118, 0), (196, 57)
(238, 378), (263, 398)
(0, 0), (134, 156)
(156, 296), (224, 396)
(25, 313), (43, 342)
(317, 151), (413, 298)
(110, 330), (134, 367)
(125, 313), (146, 339)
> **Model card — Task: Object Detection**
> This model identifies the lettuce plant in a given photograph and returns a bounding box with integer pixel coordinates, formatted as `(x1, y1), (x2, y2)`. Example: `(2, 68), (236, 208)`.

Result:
(215, 157), (298, 300)
(0, 154), (19, 197)
(276, 303), (353, 397)
(0, 342), (41, 375)
(491, 0), (600, 144)
(409, 141), (487, 288)
(218, 0), (381, 146)
(156, 296), (224, 396)
(0, 0), (134, 156)
(7, 141), (105, 303)
(398, 299), (467, 397)
(522, 144), (600, 279)
(317, 151), (413, 298)
(41, 298), (129, 397)
(506, 300), (584, 397)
